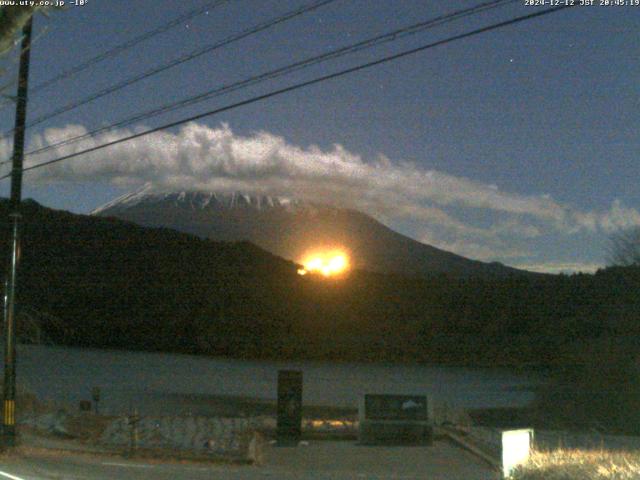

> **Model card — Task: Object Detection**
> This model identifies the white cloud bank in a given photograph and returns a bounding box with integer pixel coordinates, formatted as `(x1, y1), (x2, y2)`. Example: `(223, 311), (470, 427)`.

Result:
(8, 122), (640, 270)
(511, 262), (602, 275)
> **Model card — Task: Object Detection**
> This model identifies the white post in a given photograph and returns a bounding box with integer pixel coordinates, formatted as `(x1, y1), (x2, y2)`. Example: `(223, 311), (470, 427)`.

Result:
(501, 429), (533, 478)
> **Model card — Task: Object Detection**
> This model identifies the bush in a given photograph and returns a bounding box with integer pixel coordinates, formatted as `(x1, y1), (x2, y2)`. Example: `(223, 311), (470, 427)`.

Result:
(511, 449), (640, 480)
(534, 351), (640, 434)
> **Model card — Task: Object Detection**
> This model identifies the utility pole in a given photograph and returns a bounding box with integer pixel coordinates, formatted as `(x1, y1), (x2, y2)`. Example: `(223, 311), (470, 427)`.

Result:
(3, 15), (33, 447)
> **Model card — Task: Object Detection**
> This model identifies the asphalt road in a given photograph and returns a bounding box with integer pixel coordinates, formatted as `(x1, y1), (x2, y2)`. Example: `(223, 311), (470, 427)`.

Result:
(0, 441), (500, 480)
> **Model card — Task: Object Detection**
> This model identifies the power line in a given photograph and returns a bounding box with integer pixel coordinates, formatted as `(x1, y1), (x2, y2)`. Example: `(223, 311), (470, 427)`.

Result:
(19, 0), (517, 161)
(0, 2), (226, 111)
(1, 4), (576, 181)
(0, 0), (340, 139)
(20, 1), (228, 97)
(21, 0), (514, 159)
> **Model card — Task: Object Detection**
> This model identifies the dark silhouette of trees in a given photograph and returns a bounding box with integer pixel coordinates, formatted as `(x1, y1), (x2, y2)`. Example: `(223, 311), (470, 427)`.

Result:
(1, 199), (640, 372)
(609, 227), (640, 267)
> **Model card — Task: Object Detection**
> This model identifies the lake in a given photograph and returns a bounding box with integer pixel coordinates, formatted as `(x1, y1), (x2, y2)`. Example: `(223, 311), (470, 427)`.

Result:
(11, 344), (539, 416)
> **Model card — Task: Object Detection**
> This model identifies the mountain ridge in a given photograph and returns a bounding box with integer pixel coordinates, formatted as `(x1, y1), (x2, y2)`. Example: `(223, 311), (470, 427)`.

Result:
(93, 187), (536, 278)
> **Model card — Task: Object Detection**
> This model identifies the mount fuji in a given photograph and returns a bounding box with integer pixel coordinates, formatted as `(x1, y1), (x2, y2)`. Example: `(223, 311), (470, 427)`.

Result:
(92, 186), (531, 278)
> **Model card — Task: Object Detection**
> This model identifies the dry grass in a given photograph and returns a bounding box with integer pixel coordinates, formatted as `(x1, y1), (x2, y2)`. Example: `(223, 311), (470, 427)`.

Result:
(511, 449), (640, 480)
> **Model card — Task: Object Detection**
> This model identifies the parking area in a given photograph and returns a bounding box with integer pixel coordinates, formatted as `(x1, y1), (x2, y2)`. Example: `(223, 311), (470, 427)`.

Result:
(262, 440), (499, 479)
(0, 439), (499, 480)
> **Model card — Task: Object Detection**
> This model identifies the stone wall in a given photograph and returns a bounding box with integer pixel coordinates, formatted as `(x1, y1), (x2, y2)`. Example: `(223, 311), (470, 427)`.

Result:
(21, 411), (267, 463)
(99, 415), (267, 461)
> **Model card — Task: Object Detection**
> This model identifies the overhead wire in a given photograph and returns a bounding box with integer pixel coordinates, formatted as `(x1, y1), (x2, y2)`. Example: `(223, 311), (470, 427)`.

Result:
(4, 0), (228, 103)
(0, 4), (577, 180)
(0, 0), (340, 139)
(18, 0), (517, 162)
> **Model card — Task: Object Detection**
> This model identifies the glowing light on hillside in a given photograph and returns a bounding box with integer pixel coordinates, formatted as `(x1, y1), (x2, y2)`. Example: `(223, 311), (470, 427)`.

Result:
(297, 250), (350, 277)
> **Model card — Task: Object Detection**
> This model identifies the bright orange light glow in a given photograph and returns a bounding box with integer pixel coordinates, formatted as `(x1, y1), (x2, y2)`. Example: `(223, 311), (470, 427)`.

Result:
(297, 250), (350, 277)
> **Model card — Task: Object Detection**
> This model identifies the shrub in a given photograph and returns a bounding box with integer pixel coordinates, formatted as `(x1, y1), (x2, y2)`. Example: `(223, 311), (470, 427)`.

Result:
(511, 449), (640, 480)
(534, 351), (640, 434)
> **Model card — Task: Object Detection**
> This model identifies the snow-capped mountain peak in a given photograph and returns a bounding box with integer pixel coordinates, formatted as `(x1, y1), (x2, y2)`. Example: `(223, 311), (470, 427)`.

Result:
(91, 185), (302, 215)
(92, 186), (528, 278)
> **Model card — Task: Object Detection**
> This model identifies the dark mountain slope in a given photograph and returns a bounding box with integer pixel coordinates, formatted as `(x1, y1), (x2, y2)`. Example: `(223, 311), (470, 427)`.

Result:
(0, 199), (637, 368)
(93, 189), (531, 278)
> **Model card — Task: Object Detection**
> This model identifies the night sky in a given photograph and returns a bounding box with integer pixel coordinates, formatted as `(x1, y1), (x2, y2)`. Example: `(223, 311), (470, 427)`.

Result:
(0, 0), (638, 273)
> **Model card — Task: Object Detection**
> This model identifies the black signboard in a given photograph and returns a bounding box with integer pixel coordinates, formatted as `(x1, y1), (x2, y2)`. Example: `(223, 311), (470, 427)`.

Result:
(364, 394), (428, 421)
(276, 370), (303, 445)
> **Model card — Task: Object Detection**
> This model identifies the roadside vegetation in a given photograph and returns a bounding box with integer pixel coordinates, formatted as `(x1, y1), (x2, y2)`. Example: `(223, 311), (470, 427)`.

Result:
(533, 351), (640, 435)
(511, 449), (640, 480)
(530, 229), (640, 435)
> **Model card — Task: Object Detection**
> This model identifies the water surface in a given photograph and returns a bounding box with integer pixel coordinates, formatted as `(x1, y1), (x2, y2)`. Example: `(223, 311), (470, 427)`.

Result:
(12, 344), (538, 415)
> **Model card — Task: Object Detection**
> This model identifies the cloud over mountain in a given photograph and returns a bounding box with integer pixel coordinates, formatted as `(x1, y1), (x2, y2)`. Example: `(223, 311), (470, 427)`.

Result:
(7, 122), (639, 269)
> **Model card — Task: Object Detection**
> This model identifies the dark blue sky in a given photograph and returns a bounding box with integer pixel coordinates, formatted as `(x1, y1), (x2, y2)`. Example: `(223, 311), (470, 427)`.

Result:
(0, 0), (638, 272)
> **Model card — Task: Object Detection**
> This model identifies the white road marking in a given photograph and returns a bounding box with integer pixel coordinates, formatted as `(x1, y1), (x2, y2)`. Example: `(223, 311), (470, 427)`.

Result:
(0, 470), (26, 480)
(102, 462), (213, 472)
(101, 462), (154, 468)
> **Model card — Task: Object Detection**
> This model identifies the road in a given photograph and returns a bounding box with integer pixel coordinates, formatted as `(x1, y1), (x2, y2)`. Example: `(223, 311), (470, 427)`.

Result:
(0, 441), (500, 480)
